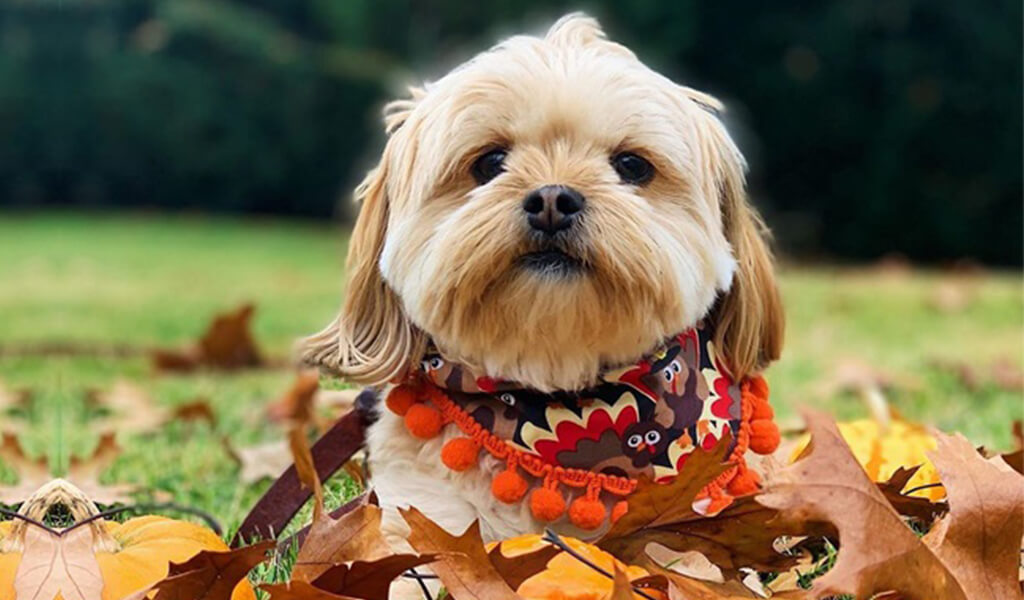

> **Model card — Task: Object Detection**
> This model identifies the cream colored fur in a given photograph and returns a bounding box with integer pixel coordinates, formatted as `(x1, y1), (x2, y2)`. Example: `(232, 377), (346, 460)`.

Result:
(302, 13), (784, 597)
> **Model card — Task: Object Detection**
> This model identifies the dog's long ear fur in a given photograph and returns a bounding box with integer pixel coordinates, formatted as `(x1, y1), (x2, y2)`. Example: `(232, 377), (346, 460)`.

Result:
(301, 97), (425, 384)
(695, 102), (785, 379)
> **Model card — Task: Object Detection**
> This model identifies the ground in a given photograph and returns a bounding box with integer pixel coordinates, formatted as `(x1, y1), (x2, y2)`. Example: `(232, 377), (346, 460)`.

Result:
(0, 212), (1020, 544)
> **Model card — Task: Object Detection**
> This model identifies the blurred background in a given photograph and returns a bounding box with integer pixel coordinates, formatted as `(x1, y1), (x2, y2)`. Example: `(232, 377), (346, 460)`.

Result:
(0, 0), (1021, 541)
(2, 0), (1021, 264)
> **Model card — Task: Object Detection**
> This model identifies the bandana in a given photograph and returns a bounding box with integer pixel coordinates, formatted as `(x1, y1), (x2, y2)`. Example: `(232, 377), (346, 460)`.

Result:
(385, 323), (779, 531)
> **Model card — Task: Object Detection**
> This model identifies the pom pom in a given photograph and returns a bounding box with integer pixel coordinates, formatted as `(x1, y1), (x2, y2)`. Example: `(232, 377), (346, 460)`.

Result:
(726, 467), (761, 496)
(404, 403), (443, 439)
(529, 487), (566, 522)
(749, 419), (780, 454)
(750, 397), (774, 421)
(568, 496), (607, 530)
(610, 500), (629, 524)
(386, 385), (419, 416)
(746, 375), (769, 399)
(492, 469), (528, 504)
(441, 437), (479, 471)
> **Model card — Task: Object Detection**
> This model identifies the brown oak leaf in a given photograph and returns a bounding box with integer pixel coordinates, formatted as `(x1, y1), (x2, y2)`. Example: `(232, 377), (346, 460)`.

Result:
(757, 409), (964, 600)
(151, 304), (263, 372)
(400, 507), (521, 600)
(486, 543), (560, 589)
(128, 540), (274, 600)
(922, 431), (1024, 600)
(876, 465), (947, 524)
(598, 433), (806, 573)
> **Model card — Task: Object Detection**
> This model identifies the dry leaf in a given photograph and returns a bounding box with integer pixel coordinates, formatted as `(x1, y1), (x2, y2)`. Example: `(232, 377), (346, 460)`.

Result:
(14, 523), (104, 600)
(226, 438), (292, 485)
(308, 553), (438, 599)
(0, 380), (31, 414)
(258, 581), (357, 599)
(400, 507), (520, 600)
(292, 501), (392, 582)
(87, 380), (215, 434)
(598, 435), (804, 573)
(758, 409), (964, 600)
(0, 432), (136, 505)
(151, 304), (263, 372)
(923, 432), (1024, 600)
(486, 543), (560, 588)
(137, 540), (274, 600)
(642, 560), (761, 600)
(267, 372), (321, 424)
(876, 465), (947, 524)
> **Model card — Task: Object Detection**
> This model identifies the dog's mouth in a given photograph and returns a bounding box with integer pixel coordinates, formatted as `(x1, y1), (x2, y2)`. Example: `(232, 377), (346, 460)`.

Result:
(518, 249), (584, 276)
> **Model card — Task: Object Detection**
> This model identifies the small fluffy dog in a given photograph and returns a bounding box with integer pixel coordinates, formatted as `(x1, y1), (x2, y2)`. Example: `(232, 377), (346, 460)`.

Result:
(304, 11), (783, 578)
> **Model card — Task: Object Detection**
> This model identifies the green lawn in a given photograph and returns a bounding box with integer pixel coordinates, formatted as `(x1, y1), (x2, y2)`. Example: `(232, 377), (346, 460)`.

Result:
(0, 212), (1021, 540)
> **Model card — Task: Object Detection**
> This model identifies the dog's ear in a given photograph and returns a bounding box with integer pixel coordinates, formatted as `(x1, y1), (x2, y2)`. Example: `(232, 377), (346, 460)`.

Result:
(695, 105), (784, 379)
(301, 96), (425, 384)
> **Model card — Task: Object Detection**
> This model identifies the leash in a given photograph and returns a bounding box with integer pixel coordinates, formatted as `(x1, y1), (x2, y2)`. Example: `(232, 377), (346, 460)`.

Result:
(230, 396), (372, 547)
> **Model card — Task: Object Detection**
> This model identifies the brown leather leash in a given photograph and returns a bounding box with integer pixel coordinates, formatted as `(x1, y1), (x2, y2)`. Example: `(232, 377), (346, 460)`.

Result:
(231, 399), (372, 547)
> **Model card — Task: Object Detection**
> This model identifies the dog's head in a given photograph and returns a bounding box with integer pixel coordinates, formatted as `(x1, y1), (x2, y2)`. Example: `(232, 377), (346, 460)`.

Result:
(304, 14), (783, 391)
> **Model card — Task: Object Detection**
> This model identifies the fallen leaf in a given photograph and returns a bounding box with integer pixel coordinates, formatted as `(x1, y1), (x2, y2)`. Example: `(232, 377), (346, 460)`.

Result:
(226, 438), (292, 485)
(598, 435), (804, 573)
(307, 553), (438, 599)
(0, 432), (136, 505)
(151, 304), (263, 372)
(642, 560), (761, 600)
(400, 507), (520, 600)
(138, 540), (274, 600)
(0, 380), (31, 414)
(292, 501), (392, 582)
(87, 380), (216, 434)
(487, 543), (560, 588)
(14, 522), (104, 600)
(876, 465), (947, 524)
(922, 432), (1024, 600)
(267, 371), (321, 424)
(757, 409), (964, 599)
(258, 581), (356, 599)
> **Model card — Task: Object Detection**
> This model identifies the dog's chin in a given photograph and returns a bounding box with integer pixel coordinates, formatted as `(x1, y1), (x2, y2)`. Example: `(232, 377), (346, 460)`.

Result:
(517, 249), (584, 277)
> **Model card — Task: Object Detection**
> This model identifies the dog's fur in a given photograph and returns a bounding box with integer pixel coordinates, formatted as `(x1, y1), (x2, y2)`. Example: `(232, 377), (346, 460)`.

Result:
(303, 12), (783, 583)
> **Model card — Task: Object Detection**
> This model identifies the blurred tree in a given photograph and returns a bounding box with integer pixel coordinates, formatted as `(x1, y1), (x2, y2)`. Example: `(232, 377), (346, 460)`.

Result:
(0, 0), (1019, 264)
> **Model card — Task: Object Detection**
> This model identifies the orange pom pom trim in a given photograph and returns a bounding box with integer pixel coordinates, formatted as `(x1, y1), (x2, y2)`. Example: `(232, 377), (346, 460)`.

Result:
(405, 370), (778, 529)
(529, 486), (566, 522)
(726, 465), (761, 496)
(441, 437), (480, 471)
(386, 385), (420, 416)
(749, 420), (780, 455)
(610, 500), (629, 524)
(492, 468), (528, 504)
(404, 403), (443, 439)
(568, 493), (607, 530)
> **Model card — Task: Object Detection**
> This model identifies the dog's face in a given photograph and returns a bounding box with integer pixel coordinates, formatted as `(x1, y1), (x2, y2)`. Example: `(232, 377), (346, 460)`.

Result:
(305, 15), (783, 391)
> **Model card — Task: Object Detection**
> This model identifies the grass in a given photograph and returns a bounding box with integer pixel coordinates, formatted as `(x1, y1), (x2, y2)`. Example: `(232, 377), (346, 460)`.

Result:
(0, 211), (1021, 547)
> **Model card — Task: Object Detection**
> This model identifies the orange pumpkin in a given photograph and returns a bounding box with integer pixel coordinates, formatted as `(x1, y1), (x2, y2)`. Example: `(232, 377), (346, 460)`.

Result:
(492, 534), (665, 600)
(0, 479), (256, 600)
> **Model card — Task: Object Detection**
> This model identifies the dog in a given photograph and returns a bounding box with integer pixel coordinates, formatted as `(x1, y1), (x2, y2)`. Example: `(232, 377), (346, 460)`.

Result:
(303, 12), (783, 592)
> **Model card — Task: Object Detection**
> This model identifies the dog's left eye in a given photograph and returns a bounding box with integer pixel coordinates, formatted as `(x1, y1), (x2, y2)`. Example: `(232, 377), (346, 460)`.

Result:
(471, 149), (507, 185)
(611, 152), (655, 185)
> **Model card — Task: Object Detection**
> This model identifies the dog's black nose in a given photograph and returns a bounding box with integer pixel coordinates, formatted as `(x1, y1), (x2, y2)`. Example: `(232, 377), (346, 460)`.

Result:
(522, 185), (585, 234)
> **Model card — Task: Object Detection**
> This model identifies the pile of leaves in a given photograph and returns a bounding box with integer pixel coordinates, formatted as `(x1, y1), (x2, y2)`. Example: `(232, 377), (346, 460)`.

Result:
(129, 379), (1022, 600)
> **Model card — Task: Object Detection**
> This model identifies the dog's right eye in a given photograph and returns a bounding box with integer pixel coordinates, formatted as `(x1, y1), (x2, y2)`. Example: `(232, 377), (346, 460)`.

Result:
(471, 149), (507, 185)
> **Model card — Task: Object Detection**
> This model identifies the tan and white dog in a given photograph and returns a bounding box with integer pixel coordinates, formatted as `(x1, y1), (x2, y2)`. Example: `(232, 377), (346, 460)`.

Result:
(304, 12), (783, 591)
